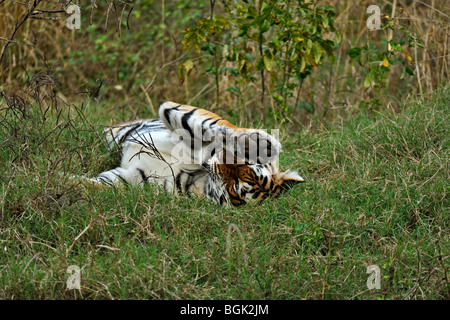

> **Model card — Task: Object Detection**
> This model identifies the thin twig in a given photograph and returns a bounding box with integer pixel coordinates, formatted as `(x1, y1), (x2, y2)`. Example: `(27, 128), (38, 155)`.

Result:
(30, 16), (62, 20)
(0, 37), (16, 43)
(31, 9), (66, 15)
(143, 51), (189, 93)
(414, 0), (450, 20)
(0, 0), (43, 66)
(9, 0), (27, 5)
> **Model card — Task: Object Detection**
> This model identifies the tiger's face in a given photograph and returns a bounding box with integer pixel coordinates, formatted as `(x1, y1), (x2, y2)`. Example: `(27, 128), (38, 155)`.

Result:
(208, 155), (305, 207)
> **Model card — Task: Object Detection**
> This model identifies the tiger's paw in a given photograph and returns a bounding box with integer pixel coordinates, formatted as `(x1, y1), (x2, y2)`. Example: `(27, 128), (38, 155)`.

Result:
(224, 129), (282, 164)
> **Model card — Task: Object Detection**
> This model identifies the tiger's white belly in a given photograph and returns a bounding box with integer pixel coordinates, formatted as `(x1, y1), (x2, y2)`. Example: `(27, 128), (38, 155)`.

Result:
(110, 132), (208, 195)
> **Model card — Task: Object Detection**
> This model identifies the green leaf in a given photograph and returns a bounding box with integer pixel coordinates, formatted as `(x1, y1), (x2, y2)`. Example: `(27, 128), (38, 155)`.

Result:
(389, 40), (404, 52)
(290, 50), (298, 62)
(256, 56), (265, 71)
(321, 14), (329, 28)
(405, 66), (414, 76)
(299, 56), (306, 73)
(305, 39), (313, 54)
(182, 59), (194, 74)
(297, 101), (314, 113)
(364, 73), (373, 88)
(214, 15), (230, 27)
(312, 43), (322, 64)
(328, 52), (336, 64)
(178, 65), (185, 82)
(206, 66), (218, 74)
(261, 20), (270, 33)
(348, 47), (362, 58)
(273, 94), (284, 103)
(263, 54), (274, 72)
(201, 43), (216, 55)
(335, 30), (342, 44)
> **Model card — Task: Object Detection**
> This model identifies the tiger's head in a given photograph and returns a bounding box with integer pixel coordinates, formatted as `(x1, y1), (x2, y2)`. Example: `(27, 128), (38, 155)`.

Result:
(206, 153), (305, 207)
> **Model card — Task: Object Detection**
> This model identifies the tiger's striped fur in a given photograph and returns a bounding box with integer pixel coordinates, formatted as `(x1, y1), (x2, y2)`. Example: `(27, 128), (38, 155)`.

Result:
(89, 102), (305, 207)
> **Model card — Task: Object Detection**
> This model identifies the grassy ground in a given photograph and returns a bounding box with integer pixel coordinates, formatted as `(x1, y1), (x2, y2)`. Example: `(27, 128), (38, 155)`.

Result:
(0, 87), (448, 300)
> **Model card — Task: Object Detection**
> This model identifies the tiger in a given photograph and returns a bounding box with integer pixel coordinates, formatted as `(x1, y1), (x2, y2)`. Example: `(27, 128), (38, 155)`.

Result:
(88, 102), (305, 207)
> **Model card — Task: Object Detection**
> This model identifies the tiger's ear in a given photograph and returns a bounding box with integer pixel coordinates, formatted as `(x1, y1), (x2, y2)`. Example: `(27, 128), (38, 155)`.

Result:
(279, 170), (305, 189)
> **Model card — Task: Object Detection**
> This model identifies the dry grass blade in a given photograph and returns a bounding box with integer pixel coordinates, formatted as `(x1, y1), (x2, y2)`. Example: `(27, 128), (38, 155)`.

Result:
(226, 223), (248, 267)
(66, 219), (97, 257)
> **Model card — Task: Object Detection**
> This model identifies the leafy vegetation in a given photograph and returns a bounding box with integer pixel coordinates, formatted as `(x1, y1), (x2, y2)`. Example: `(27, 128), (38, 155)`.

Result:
(348, 16), (424, 109)
(181, 0), (340, 115)
(0, 1), (448, 124)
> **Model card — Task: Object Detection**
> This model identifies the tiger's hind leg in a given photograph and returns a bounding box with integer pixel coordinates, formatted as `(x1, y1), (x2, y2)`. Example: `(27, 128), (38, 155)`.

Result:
(159, 101), (282, 165)
(90, 167), (145, 186)
(64, 166), (150, 188)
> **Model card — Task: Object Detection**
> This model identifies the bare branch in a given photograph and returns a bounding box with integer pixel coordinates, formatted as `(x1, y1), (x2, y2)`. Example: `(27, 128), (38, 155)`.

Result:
(117, 2), (127, 37)
(144, 52), (189, 93)
(90, 0), (98, 25)
(0, 37), (16, 43)
(31, 9), (66, 15)
(9, 0), (27, 6)
(126, 4), (134, 30)
(30, 16), (62, 20)
(414, 0), (450, 20)
(0, 0), (44, 67)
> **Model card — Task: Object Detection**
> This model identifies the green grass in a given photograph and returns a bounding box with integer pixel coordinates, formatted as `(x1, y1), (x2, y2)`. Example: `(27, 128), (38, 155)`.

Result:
(0, 87), (448, 299)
